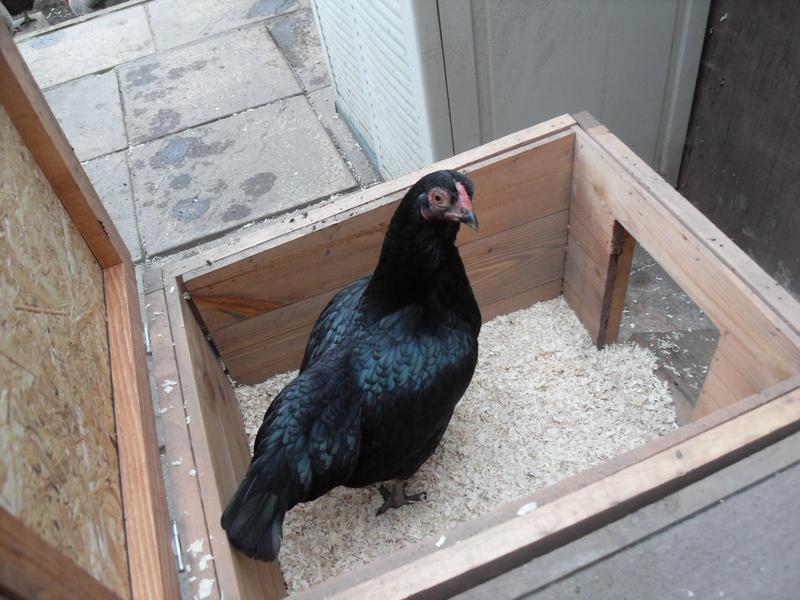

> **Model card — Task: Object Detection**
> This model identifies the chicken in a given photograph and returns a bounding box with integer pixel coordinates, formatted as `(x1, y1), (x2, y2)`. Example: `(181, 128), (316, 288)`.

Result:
(221, 169), (481, 561)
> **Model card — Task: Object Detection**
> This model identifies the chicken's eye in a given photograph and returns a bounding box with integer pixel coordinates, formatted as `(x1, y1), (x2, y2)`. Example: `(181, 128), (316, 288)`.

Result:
(431, 190), (448, 206)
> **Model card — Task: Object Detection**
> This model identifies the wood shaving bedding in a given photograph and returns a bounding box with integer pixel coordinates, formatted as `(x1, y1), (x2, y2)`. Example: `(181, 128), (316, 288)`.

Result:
(235, 297), (676, 592)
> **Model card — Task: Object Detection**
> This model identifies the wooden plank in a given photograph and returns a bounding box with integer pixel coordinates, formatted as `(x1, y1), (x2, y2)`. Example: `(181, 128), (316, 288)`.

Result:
(572, 128), (800, 410)
(564, 139), (635, 347)
(0, 24), (128, 268)
(604, 225), (636, 343)
(104, 263), (180, 600)
(460, 210), (567, 309)
(678, 1), (800, 302)
(214, 210), (568, 383)
(166, 285), (286, 599)
(171, 114), (578, 280)
(693, 332), (767, 420)
(0, 507), (123, 600)
(582, 123), (800, 338)
(300, 374), (800, 599)
(317, 386), (800, 599)
(460, 432), (800, 600)
(186, 131), (574, 333)
(1, 99), (129, 595)
(146, 286), (219, 598)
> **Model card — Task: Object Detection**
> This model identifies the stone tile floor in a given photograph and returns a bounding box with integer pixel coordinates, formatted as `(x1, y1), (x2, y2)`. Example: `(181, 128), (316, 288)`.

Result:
(17, 0), (380, 262)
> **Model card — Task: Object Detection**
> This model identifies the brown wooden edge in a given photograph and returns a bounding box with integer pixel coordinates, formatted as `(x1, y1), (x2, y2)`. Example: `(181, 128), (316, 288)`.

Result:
(0, 506), (123, 600)
(145, 281), (220, 599)
(576, 113), (800, 337)
(298, 374), (800, 599)
(308, 378), (800, 599)
(162, 273), (286, 600)
(0, 25), (179, 599)
(570, 118), (800, 419)
(0, 24), (129, 268)
(106, 263), (180, 600)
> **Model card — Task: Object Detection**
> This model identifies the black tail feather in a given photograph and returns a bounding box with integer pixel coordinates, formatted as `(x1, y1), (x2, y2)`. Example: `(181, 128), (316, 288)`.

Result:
(221, 477), (287, 561)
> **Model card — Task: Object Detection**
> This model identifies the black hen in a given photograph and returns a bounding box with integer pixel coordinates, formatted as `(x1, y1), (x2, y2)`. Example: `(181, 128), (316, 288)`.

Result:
(221, 170), (481, 561)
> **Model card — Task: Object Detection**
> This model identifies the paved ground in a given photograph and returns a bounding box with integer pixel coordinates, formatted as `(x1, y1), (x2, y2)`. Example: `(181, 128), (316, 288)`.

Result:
(16, 0), (380, 262)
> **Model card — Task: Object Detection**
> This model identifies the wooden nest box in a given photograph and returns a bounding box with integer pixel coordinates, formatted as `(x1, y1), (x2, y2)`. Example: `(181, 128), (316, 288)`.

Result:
(2, 25), (799, 600)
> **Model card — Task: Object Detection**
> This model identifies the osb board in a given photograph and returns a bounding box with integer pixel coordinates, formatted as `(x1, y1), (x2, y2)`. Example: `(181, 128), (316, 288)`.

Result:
(0, 104), (130, 598)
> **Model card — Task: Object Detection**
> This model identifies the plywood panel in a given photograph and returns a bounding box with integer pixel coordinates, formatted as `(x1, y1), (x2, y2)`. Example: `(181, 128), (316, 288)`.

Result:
(0, 104), (130, 597)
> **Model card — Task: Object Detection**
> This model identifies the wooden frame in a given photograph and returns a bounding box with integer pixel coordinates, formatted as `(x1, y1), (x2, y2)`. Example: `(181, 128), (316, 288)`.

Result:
(146, 112), (800, 598)
(0, 26), (179, 600)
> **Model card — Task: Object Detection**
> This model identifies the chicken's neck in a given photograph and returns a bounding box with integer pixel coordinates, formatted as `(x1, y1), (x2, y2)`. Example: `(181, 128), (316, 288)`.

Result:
(366, 212), (460, 304)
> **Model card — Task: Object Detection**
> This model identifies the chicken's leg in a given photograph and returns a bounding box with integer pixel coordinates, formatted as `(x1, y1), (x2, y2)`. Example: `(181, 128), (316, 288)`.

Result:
(376, 479), (427, 515)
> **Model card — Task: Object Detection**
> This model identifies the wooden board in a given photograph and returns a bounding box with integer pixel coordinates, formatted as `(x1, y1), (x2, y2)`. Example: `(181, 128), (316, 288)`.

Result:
(214, 208), (568, 383)
(0, 102), (129, 597)
(186, 131), (574, 383)
(678, 0), (800, 300)
(105, 262), (179, 600)
(312, 383), (800, 599)
(0, 506), (122, 600)
(166, 287), (286, 599)
(0, 24), (129, 267)
(1, 26), (178, 599)
(146, 285), (218, 599)
(572, 125), (800, 415)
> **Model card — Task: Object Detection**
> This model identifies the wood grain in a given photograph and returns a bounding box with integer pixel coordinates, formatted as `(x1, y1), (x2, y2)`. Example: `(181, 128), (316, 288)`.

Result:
(213, 209), (568, 383)
(318, 386), (800, 599)
(166, 285), (286, 599)
(0, 507), (122, 600)
(678, 0), (800, 300)
(300, 375), (800, 599)
(105, 263), (180, 600)
(572, 127), (800, 414)
(146, 286), (218, 598)
(564, 140), (635, 347)
(0, 24), (128, 268)
(1, 98), (128, 595)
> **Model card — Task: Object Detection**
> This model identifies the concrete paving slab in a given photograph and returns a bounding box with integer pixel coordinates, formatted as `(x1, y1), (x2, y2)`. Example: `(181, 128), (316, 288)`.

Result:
(44, 72), (127, 161)
(147, 0), (300, 51)
(268, 7), (329, 92)
(308, 86), (381, 187)
(82, 150), (143, 262)
(119, 25), (301, 145)
(529, 462), (800, 600)
(129, 95), (356, 256)
(18, 5), (154, 88)
(619, 246), (715, 339)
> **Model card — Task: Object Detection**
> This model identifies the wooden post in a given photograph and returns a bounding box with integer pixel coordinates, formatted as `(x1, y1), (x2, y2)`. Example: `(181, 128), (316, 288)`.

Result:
(564, 115), (635, 346)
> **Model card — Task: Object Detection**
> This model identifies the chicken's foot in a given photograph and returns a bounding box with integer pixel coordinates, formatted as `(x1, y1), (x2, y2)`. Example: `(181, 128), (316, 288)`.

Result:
(376, 479), (426, 515)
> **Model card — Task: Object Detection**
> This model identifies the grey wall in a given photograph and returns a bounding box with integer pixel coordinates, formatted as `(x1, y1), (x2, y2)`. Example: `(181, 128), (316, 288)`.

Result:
(440, 0), (710, 182)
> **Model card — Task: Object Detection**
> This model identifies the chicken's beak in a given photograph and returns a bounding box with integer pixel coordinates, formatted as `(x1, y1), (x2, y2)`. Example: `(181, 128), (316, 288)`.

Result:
(452, 181), (478, 230)
(458, 210), (479, 230)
